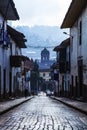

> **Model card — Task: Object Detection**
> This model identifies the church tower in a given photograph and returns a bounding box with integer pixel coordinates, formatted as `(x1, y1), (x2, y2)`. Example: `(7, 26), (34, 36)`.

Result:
(41, 48), (50, 63)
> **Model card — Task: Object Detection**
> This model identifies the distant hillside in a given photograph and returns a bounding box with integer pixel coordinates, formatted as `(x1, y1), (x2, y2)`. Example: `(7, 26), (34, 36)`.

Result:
(15, 25), (69, 60)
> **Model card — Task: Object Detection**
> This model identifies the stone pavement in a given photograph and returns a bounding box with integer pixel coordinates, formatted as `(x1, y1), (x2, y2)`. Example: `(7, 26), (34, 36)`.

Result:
(0, 96), (33, 115)
(0, 95), (87, 130)
(51, 96), (87, 115)
(0, 95), (87, 116)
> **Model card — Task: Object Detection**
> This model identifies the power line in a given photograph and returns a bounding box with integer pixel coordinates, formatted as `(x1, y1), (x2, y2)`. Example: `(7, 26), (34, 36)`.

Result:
(27, 45), (56, 49)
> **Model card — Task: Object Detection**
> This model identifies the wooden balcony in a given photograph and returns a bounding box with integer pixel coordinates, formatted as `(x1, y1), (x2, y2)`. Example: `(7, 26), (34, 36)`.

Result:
(10, 55), (31, 70)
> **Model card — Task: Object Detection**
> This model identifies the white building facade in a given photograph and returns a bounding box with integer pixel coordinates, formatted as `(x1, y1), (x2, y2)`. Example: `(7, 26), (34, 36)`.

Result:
(54, 38), (70, 97)
(61, 0), (87, 101)
(0, 0), (19, 99)
(8, 26), (31, 97)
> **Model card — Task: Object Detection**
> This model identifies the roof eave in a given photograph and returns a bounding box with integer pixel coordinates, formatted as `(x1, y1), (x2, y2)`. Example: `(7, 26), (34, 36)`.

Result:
(53, 38), (70, 51)
(0, 0), (19, 20)
(7, 25), (27, 48)
(61, 0), (87, 29)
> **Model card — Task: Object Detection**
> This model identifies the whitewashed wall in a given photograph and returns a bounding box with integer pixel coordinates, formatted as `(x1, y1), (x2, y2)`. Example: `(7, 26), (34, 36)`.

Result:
(80, 7), (87, 85)
(40, 71), (51, 81)
(70, 6), (87, 87)
(10, 38), (22, 94)
(0, 13), (11, 96)
(0, 14), (3, 95)
(70, 23), (78, 80)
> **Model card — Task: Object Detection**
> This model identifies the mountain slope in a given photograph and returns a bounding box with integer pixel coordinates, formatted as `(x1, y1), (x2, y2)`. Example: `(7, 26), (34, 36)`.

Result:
(15, 25), (69, 60)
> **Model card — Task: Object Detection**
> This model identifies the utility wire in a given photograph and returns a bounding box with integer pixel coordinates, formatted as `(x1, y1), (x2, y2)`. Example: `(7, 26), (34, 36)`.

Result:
(27, 45), (56, 49)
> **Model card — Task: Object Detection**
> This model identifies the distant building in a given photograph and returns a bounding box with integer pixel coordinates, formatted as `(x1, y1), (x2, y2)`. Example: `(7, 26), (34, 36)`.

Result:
(38, 48), (55, 91)
(39, 69), (51, 82)
(38, 48), (55, 70)
(41, 48), (49, 63)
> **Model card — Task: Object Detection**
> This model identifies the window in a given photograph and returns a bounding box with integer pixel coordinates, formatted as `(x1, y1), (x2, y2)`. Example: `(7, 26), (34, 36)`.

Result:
(3, 69), (6, 98)
(0, 23), (3, 43)
(79, 21), (82, 45)
(10, 42), (12, 55)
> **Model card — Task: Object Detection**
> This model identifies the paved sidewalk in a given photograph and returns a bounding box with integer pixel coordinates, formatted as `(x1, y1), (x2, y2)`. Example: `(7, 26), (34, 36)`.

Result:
(51, 96), (87, 115)
(0, 96), (34, 115)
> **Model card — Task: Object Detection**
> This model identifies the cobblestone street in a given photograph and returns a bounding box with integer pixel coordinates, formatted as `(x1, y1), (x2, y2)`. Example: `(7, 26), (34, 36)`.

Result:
(0, 95), (87, 130)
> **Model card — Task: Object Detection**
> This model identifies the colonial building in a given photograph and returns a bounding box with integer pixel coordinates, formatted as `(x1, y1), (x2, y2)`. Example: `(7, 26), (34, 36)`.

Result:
(39, 48), (54, 80)
(39, 69), (51, 82)
(0, 0), (31, 99)
(61, 0), (87, 101)
(41, 48), (49, 63)
(38, 48), (55, 92)
(54, 38), (70, 97)
(8, 25), (31, 97)
(0, 0), (19, 98)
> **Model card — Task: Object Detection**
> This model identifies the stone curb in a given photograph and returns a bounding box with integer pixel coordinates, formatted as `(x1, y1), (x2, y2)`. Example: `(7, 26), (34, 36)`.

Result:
(0, 96), (34, 115)
(51, 96), (87, 115)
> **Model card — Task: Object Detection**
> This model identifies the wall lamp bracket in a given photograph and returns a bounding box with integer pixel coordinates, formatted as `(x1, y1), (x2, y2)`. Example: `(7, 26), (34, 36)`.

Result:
(63, 32), (73, 38)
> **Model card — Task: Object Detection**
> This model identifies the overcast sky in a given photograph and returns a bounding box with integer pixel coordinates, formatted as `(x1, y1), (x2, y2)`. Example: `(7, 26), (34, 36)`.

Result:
(13, 0), (72, 27)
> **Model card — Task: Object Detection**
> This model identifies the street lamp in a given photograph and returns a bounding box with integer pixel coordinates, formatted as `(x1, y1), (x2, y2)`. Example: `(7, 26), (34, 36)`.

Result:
(63, 32), (73, 38)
